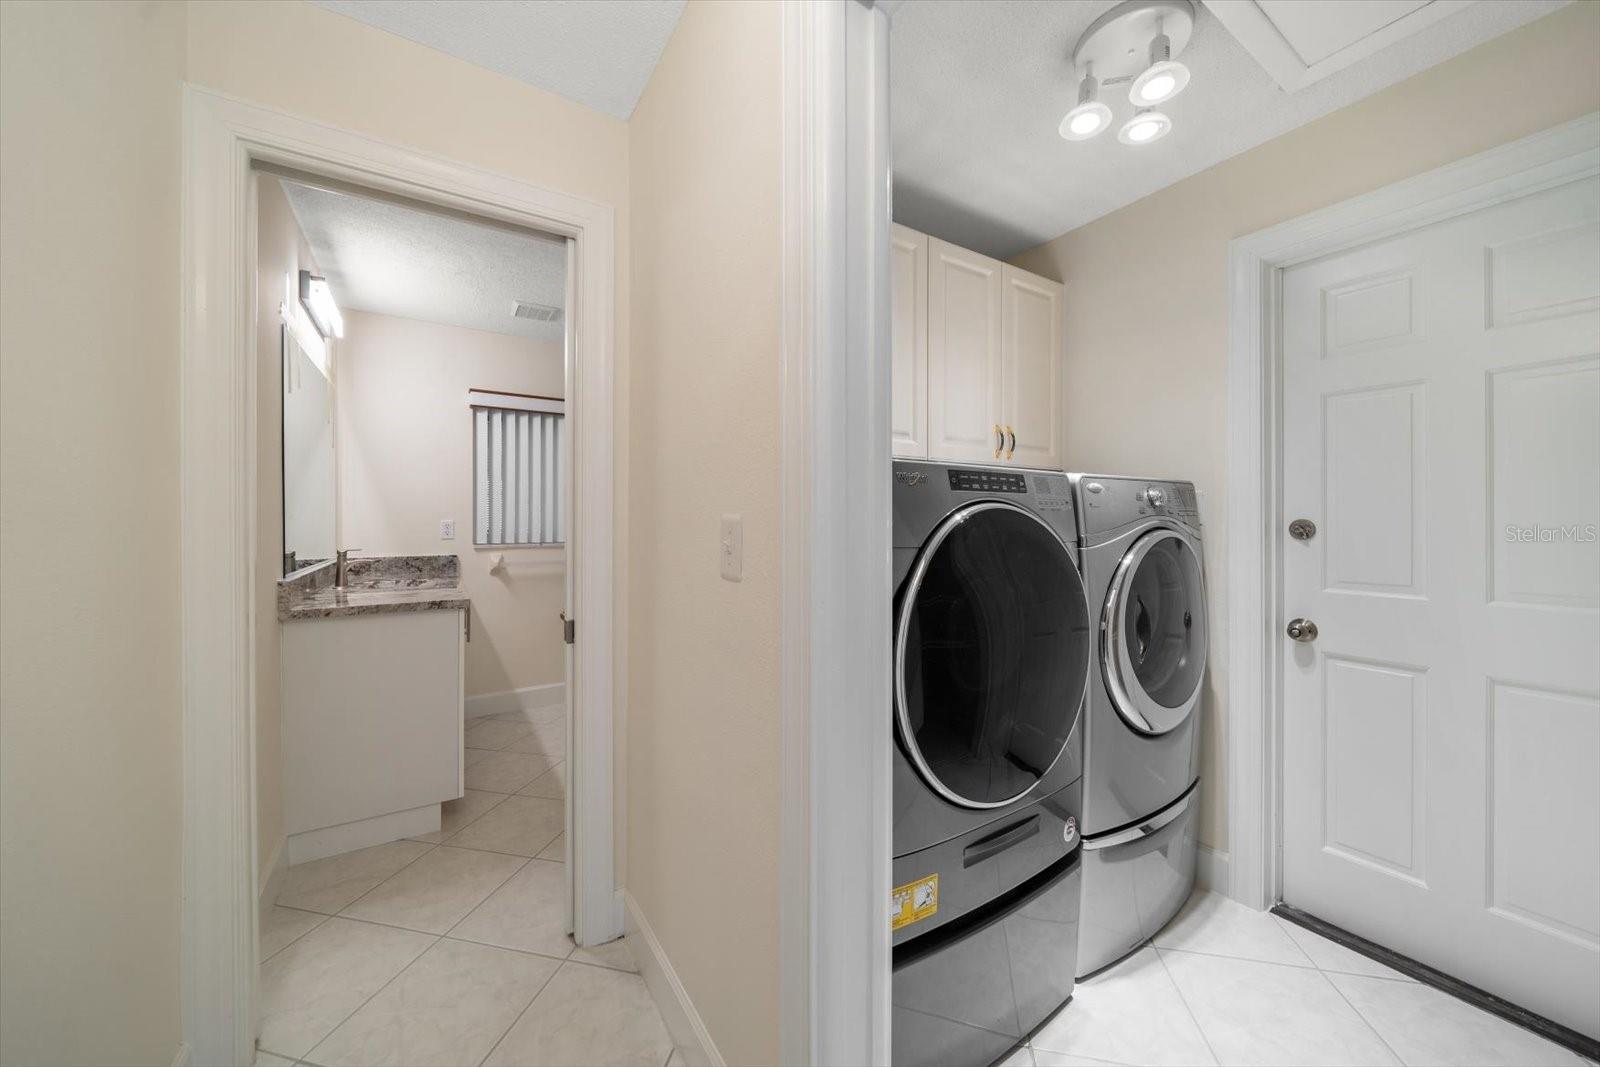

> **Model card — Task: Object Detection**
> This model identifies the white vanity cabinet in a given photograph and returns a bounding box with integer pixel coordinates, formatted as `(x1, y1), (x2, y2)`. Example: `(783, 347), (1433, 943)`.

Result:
(892, 225), (1064, 470)
(281, 607), (465, 863)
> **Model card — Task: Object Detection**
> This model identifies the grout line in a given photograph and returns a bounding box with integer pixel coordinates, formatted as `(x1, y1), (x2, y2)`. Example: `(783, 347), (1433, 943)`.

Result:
(1151, 944), (1223, 1067)
(299, 930), (444, 1065)
(1149, 942), (1321, 971)
(259, 907), (331, 965)
(477, 955), (565, 1067)
(1316, 966), (1407, 1066)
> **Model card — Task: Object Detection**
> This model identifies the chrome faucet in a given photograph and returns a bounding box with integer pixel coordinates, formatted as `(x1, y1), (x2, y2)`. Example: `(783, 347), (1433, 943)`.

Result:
(335, 548), (362, 590)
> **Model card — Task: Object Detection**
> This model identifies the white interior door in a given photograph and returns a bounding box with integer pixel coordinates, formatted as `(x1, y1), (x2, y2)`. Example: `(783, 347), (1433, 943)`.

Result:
(999, 265), (1063, 470)
(891, 224), (929, 459)
(927, 237), (1002, 463)
(562, 236), (576, 931)
(1280, 175), (1600, 1038)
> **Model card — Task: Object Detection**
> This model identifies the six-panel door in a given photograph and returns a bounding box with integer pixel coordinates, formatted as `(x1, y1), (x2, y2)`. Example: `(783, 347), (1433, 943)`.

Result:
(1280, 175), (1600, 1037)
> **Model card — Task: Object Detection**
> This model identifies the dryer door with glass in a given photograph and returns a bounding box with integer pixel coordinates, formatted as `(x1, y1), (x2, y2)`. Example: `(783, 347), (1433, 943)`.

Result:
(896, 501), (1092, 809)
(1102, 526), (1207, 736)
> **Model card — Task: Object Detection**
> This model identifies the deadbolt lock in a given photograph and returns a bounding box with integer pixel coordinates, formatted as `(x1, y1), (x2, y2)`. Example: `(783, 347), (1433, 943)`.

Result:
(1289, 518), (1317, 541)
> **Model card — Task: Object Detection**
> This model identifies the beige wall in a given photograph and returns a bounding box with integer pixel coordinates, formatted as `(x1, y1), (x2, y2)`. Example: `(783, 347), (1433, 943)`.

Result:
(335, 309), (568, 697)
(0, 3), (185, 1065)
(1, 3), (634, 1063)
(1010, 2), (1600, 852)
(627, 2), (784, 1064)
(255, 174), (326, 889)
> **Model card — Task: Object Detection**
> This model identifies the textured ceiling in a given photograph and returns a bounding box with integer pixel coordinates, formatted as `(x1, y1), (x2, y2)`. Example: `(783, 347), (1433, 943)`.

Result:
(310, 0), (685, 118)
(280, 179), (567, 342)
(890, 0), (1565, 259)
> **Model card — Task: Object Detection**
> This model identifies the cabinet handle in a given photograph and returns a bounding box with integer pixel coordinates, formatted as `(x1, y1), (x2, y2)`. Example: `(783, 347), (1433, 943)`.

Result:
(1004, 426), (1016, 460)
(993, 424), (1003, 459)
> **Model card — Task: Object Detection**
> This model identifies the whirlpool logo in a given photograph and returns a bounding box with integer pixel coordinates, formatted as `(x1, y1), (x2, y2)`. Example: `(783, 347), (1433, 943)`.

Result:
(895, 470), (928, 488)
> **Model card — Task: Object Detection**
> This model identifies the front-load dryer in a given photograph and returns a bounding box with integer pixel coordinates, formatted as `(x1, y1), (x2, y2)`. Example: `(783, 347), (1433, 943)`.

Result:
(1069, 474), (1207, 976)
(891, 461), (1093, 1066)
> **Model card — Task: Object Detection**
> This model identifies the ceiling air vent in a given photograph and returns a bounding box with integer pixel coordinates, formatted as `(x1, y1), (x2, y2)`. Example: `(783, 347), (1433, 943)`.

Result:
(512, 300), (563, 324)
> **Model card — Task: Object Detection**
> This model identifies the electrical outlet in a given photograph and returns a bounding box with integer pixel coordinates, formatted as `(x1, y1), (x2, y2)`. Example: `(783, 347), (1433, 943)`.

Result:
(719, 514), (743, 582)
(439, 519), (456, 541)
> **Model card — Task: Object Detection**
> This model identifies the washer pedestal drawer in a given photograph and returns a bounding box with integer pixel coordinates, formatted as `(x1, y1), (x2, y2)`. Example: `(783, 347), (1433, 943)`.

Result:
(892, 852), (1081, 1067)
(1076, 786), (1198, 977)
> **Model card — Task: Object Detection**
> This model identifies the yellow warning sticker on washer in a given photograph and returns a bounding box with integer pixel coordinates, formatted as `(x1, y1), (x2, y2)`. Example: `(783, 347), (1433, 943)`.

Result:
(892, 874), (938, 931)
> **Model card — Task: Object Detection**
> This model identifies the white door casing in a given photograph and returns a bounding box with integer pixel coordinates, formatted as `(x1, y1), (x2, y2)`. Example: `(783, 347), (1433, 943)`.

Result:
(181, 86), (619, 1066)
(1000, 265), (1064, 470)
(1279, 173), (1600, 1037)
(927, 237), (1004, 463)
(891, 223), (929, 459)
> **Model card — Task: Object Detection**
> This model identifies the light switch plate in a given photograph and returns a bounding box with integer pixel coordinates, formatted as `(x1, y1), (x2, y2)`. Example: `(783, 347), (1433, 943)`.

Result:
(439, 519), (456, 541)
(720, 514), (743, 582)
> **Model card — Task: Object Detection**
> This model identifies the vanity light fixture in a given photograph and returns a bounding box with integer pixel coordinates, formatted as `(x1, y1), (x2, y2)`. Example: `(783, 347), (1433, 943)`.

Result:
(298, 269), (344, 339)
(1066, 0), (1194, 149)
(1059, 62), (1113, 141)
(1118, 108), (1172, 146)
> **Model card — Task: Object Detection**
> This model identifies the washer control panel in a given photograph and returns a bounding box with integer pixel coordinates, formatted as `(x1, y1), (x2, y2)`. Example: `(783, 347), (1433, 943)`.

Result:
(949, 469), (1027, 494)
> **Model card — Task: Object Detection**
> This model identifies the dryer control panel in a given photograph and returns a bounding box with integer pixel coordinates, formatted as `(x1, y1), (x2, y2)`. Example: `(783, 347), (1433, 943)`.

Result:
(1073, 475), (1201, 536)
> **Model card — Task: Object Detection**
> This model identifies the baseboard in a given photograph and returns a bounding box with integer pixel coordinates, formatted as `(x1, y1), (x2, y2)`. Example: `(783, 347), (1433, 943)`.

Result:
(171, 1042), (192, 1067)
(464, 681), (566, 720)
(259, 834), (288, 913)
(623, 890), (725, 1067)
(286, 804), (439, 865)
(1197, 844), (1230, 894)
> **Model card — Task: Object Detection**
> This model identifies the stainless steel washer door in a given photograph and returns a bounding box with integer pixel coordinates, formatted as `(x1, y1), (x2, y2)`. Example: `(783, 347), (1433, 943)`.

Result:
(1102, 528), (1207, 735)
(895, 502), (1092, 809)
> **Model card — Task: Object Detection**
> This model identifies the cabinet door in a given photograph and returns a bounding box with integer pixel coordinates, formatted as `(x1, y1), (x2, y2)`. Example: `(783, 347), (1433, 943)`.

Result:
(1000, 265), (1063, 470)
(927, 238), (1004, 463)
(890, 224), (929, 458)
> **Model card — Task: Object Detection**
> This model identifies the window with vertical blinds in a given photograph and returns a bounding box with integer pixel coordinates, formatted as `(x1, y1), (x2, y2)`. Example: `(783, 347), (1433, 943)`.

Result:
(473, 402), (563, 545)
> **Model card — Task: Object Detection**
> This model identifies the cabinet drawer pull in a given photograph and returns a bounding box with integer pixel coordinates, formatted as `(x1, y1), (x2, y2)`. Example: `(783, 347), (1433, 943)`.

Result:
(1004, 426), (1016, 460)
(993, 424), (1003, 459)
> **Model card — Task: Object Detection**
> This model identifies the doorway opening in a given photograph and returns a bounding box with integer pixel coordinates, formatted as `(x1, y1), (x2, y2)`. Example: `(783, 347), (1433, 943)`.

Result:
(179, 87), (619, 1066)
(252, 168), (595, 1061)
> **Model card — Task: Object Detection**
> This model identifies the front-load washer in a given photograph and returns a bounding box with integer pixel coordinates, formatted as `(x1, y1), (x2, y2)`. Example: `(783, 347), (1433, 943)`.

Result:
(1068, 474), (1207, 976)
(892, 461), (1093, 1066)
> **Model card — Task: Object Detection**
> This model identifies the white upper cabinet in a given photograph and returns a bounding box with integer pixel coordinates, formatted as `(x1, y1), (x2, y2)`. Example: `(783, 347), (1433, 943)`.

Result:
(902, 228), (1064, 469)
(1000, 265), (1063, 470)
(891, 224), (929, 459)
(927, 237), (1005, 463)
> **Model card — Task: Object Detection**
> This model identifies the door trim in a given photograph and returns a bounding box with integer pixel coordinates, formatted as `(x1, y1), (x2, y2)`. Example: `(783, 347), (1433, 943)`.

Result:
(779, 1), (894, 1064)
(181, 86), (619, 1065)
(1225, 112), (1600, 911)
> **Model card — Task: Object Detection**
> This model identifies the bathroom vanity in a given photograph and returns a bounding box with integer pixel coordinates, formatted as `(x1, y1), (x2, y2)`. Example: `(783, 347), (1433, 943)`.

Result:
(278, 556), (469, 863)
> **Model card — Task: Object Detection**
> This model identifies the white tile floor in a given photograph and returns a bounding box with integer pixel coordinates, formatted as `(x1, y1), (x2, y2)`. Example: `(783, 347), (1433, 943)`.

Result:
(264, 702), (1591, 1067)
(256, 707), (679, 1067)
(1009, 890), (1592, 1067)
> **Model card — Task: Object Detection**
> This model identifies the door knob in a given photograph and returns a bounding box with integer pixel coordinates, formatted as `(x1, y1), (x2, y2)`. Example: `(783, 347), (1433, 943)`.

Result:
(1286, 618), (1319, 643)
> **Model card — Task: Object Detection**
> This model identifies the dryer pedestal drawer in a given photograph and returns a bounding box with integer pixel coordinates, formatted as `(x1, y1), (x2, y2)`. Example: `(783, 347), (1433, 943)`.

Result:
(1077, 785), (1197, 977)
(892, 851), (1080, 1067)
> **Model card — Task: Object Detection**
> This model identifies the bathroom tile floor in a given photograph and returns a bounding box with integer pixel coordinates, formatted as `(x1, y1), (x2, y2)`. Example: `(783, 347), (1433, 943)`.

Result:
(1010, 890), (1592, 1067)
(256, 708), (681, 1067)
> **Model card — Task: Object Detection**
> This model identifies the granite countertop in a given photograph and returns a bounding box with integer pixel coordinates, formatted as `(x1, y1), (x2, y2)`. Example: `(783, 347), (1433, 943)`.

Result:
(279, 555), (469, 622)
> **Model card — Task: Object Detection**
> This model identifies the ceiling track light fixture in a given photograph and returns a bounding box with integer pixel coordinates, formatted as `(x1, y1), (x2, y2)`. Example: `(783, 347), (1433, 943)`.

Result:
(1062, 0), (1194, 148)
(1059, 62), (1113, 141)
(1119, 108), (1172, 145)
